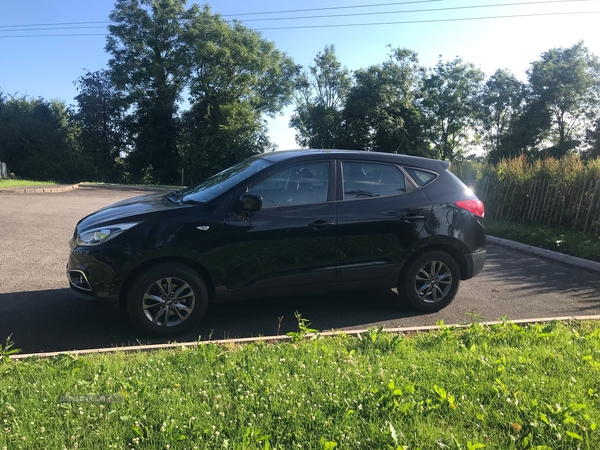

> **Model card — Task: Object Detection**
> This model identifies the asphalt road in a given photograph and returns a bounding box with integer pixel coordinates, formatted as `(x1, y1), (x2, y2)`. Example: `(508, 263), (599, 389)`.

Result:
(1, 188), (599, 354)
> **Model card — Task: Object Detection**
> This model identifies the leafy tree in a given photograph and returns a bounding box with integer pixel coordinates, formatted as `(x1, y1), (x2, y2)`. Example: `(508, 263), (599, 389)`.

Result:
(477, 69), (527, 156)
(72, 70), (125, 182)
(342, 47), (429, 155)
(0, 95), (86, 182)
(587, 118), (600, 158)
(180, 7), (298, 182)
(420, 58), (484, 161)
(290, 45), (351, 149)
(526, 41), (600, 157)
(106, 0), (192, 184)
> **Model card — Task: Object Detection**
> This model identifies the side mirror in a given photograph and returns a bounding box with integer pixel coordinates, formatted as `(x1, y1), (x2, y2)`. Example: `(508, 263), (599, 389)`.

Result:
(238, 193), (262, 212)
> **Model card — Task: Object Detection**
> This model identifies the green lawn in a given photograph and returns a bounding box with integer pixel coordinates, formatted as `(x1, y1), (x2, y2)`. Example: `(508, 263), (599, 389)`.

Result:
(486, 218), (600, 262)
(0, 179), (58, 188)
(2, 320), (600, 449)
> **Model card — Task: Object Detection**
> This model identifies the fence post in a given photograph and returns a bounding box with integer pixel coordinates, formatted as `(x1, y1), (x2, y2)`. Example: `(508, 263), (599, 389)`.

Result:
(583, 180), (600, 234)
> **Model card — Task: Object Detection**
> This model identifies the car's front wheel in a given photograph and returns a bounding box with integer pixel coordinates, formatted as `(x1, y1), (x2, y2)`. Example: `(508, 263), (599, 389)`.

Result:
(398, 250), (460, 312)
(127, 262), (208, 336)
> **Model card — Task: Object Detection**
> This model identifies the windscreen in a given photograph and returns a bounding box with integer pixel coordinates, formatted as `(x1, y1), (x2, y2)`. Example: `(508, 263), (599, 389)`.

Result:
(182, 157), (274, 203)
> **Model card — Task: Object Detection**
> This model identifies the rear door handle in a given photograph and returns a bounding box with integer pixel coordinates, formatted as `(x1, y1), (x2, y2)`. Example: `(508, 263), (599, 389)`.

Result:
(308, 220), (334, 231)
(399, 214), (425, 222)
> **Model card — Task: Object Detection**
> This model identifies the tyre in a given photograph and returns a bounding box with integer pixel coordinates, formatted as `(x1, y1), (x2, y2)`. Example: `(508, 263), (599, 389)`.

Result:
(398, 251), (460, 313)
(127, 262), (208, 336)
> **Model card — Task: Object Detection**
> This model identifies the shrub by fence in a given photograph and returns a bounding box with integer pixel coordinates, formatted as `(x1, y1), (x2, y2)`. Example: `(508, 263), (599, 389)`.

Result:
(474, 176), (600, 234)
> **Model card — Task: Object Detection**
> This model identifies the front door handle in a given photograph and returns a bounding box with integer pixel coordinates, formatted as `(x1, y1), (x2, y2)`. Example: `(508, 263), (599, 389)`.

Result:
(308, 220), (334, 231)
(399, 214), (425, 222)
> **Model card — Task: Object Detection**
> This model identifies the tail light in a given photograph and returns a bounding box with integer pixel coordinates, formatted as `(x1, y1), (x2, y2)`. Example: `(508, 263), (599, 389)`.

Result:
(455, 199), (485, 218)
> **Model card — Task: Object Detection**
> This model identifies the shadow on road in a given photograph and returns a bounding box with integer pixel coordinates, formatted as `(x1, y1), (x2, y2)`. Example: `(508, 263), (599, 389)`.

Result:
(483, 246), (600, 309)
(2, 244), (599, 355)
(0, 288), (419, 354)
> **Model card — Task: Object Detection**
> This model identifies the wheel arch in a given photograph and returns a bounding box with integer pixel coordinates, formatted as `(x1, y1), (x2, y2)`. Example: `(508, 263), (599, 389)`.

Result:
(118, 257), (217, 309)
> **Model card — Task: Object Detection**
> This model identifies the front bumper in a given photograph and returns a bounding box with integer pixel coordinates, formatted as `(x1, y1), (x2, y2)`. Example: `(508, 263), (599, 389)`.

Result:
(67, 267), (97, 300)
(66, 243), (125, 301)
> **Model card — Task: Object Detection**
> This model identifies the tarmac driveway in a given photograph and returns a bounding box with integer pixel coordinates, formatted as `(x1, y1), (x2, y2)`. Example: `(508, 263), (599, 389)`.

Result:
(1, 188), (599, 354)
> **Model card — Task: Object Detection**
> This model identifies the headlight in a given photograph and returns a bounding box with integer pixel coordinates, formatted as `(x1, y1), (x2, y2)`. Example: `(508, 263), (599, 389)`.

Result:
(76, 222), (139, 246)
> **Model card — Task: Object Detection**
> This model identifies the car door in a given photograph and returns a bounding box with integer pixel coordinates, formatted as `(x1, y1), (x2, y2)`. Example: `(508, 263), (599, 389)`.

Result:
(223, 160), (337, 291)
(335, 159), (432, 282)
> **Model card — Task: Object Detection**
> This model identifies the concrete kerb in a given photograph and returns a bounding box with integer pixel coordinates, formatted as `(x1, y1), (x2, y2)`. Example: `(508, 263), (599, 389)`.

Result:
(10, 314), (600, 360)
(79, 183), (173, 192)
(0, 184), (79, 194)
(488, 235), (600, 273)
(0, 183), (174, 194)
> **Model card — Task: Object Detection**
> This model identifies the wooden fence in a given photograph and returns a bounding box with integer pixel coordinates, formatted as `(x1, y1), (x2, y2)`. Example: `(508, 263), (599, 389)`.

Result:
(472, 177), (600, 234)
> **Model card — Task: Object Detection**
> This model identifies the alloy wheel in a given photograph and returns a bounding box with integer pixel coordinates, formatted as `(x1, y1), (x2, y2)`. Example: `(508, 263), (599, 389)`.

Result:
(413, 260), (453, 304)
(142, 277), (196, 327)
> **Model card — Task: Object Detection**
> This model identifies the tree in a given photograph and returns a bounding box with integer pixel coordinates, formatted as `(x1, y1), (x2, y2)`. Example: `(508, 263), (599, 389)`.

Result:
(526, 41), (600, 157)
(342, 47), (429, 155)
(477, 69), (527, 156)
(72, 70), (125, 182)
(180, 7), (298, 182)
(420, 58), (484, 161)
(0, 95), (86, 182)
(106, 0), (192, 184)
(290, 45), (351, 149)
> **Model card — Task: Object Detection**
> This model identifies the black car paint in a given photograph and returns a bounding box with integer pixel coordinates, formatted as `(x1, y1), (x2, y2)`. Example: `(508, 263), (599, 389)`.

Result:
(67, 150), (485, 306)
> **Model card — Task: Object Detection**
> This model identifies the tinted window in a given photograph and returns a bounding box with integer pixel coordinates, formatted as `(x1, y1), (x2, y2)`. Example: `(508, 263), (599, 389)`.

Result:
(183, 157), (273, 203)
(342, 162), (405, 200)
(403, 167), (437, 187)
(249, 162), (330, 207)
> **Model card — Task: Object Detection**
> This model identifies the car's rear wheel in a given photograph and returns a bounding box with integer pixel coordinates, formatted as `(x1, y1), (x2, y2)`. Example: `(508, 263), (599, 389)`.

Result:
(398, 250), (460, 312)
(127, 262), (208, 336)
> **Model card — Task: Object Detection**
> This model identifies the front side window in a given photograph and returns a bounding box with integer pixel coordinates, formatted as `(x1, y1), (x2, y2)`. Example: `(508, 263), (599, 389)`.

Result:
(249, 162), (330, 207)
(342, 162), (405, 200)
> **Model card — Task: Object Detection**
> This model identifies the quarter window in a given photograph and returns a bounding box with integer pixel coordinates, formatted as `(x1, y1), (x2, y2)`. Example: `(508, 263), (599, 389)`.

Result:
(403, 167), (437, 187)
(342, 162), (405, 200)
(249, 162), (330, 207)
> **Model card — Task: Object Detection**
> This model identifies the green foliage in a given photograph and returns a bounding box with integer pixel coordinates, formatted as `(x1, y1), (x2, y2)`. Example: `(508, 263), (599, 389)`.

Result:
(290, 44), (351, 149)
(453, 153), (600, 185)
(528, 41), (600, 157)
(496, 42), (600, 161)
(0, 94), (90, 182)
(0, 335), (20, 362)
(343, 47), (431, 156)
(72, 70), (126, 183)
(421, 57), (485, 161)
(286, 311), (319, 342)
(478, 69), (527, 156)
(2, 321), (600, 448)
(450, 159), (494, 185)
(180, 7), (297, 183)
(106, 0), (190, 184)
(486, 218), (600, 262)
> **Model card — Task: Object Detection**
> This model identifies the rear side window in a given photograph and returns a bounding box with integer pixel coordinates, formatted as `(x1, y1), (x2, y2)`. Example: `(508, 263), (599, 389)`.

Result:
(342, 162), (405, 200)
(403, 167), (437, 187)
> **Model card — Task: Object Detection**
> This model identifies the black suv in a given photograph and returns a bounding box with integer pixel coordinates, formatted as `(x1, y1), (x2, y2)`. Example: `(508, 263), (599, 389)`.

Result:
(67, 150), (485, 336)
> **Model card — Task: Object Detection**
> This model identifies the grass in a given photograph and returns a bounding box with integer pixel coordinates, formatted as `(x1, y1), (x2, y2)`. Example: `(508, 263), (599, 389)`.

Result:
(0, 179), (58, 188)
(486, 218), (600, 262)
(2, 319), (600, 449)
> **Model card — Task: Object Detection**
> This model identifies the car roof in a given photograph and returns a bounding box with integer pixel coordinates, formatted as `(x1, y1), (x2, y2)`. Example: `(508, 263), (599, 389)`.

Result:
(256, 149), (450, 172)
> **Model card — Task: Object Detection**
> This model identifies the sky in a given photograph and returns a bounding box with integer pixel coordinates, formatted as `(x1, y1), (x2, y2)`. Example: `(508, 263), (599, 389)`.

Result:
(1, 0), (600, 150)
